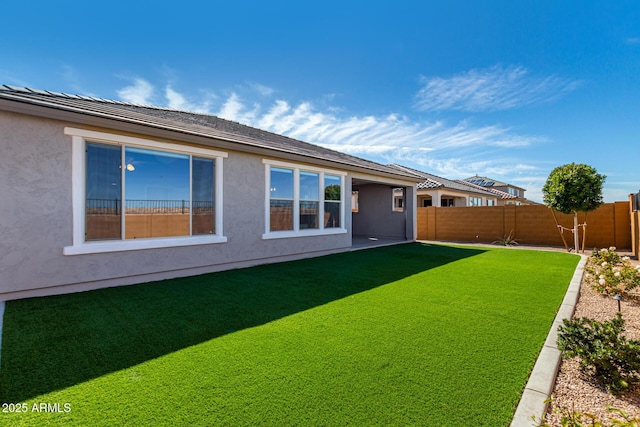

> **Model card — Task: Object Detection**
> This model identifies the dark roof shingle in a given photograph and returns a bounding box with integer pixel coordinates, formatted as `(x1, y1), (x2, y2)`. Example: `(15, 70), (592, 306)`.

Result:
(387, 164), (498, 196)
(0, 85), (419, 181)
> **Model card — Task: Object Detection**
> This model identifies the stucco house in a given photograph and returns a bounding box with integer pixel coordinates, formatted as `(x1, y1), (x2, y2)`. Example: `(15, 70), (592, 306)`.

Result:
(463, 175), (536, 205)
(456, 179), (519, 205)
(387, 164), (503, 207)
(0, 86), (421, 301)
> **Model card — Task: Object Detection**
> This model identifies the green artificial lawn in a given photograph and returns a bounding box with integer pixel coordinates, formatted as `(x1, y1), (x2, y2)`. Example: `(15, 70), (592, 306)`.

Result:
(0, 243), (579, 426)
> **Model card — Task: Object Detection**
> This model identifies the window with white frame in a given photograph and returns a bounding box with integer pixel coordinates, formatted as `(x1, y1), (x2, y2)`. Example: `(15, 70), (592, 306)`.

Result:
(269, 167), (295, 231)
(300, 171), (320, 229)
(64, 128), (227, 255)
(264, 160), (346, 238)
(469, 196), (482, 206)
(324, 174), (342, 228)
(508, 187), (521, 197)
(393, 188), (404, 212)
(487, 199), (495, 206)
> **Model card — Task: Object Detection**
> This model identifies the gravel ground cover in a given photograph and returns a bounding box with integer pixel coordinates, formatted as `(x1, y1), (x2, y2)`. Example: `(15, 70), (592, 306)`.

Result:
(544, 249), (640, 426)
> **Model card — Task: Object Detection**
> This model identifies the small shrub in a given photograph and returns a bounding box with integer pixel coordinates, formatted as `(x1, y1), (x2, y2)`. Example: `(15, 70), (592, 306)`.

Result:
(493, 230), (519, 246)
(591, 247), (623, 265)
(537, 402), (640, 427)
(557, 313), (640, 394)
(584, 248), (640, 298)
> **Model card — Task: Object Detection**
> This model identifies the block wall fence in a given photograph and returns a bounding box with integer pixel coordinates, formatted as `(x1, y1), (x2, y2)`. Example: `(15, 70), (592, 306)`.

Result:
(417, 201), (634, 251)
(631, 193), (640, 258)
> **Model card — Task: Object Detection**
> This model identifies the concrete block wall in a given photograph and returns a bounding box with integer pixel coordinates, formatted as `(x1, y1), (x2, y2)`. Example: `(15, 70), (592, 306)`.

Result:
(632, 210), (639, 258)
(513, 205), (564, 246)
(631, 194), (639, 258)
(417, 202), (632, 250)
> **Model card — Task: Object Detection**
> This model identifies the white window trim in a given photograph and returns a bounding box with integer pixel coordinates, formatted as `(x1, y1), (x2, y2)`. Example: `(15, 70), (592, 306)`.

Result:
(392, 188), (404, 212)
(63, 127), (228, 255)
(262, 159), (347, 239)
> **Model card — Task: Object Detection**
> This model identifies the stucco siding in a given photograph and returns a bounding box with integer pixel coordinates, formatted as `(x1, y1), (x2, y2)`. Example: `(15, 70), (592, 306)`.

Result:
(0, 111), (352, 300)
(352, 184), (407, 239)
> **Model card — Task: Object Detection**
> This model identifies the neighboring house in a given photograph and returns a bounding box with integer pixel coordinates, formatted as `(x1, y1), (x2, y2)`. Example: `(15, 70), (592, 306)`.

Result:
(463, 175), (536, 205)
(388, 164), (499, 207)
(455, 179), (518, 205)
(0, 86), (421, 301)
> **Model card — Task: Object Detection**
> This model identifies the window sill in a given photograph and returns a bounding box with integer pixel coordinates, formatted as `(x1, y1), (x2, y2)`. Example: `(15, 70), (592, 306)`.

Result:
(63, 235), (227, 255)
(262, 228), (347, 240)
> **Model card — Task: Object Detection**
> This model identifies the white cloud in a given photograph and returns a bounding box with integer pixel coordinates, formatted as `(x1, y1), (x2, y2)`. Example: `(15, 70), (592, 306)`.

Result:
(117, 78), (155, 104)
(212, 91), (543, 180)
(60, 65), (95, 96)
(164, 85), (213, 113)
(114, 79), (547, 198)
(0, 71), (30, 88)
(216, 92), (260, 123)
(249, 82), (275, 96)
(414, 65), (581, 112)
(165, 86), (188, 110)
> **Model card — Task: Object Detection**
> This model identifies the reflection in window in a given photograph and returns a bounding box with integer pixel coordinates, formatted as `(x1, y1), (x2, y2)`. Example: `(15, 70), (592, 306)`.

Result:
(125, 147), (190, 239)
(265, 164), (344, 235)
(469, 196), (482, 207)
(352, 191), (359, 212)
(393, 188), (404, 212)
(300, 171), (319, 229)
(85, 142), (216, 241)
(324, 175), (341, 228)
(270, 167), (294, 231)
(86, 143), (122, 240)
(192, 158), (215, 235)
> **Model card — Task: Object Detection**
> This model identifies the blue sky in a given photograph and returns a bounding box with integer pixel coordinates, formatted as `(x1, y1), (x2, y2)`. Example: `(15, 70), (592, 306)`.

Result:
(2, 1), (639, 202)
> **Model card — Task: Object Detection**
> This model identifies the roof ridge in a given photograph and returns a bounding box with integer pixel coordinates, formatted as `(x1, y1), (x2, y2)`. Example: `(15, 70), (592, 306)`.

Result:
(0, 84), (420, 180)
(0, 84), (205, 113)
(456, 179), (516, 198)
(0, 84), (362, 164)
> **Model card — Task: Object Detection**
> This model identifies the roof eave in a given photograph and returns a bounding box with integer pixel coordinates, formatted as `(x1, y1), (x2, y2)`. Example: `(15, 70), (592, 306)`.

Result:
(0, 95), (421, 183)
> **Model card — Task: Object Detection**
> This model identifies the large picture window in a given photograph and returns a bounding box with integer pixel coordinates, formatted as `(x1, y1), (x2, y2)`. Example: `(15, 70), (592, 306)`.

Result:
(85, 144), (215, 240)
(264, 160), (346, 239)
(65, 128), (227, 255)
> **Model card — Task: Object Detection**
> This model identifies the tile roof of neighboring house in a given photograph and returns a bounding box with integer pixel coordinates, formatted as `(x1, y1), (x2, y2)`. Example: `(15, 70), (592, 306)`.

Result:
(463, 175), (525, 190)
(0, 85), (420, 181)
(454, 180), (517, 200)
(387, 164), (497, 196)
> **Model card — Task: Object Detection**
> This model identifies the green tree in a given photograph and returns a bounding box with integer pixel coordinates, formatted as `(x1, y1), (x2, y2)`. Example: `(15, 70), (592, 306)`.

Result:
(542, 163), (605, 252)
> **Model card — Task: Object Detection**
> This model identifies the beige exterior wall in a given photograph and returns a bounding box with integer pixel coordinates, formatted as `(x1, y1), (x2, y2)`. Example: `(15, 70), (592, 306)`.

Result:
(0, 111), (356, 301)
(417, 202), (632, 250)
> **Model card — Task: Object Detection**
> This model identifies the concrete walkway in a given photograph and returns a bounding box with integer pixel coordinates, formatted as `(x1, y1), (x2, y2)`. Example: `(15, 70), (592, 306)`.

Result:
(510, 254), (587, 426)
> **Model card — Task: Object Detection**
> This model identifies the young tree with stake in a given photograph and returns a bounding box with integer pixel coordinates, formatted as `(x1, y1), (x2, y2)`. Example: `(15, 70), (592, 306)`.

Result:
(542, 163), (606, 252)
